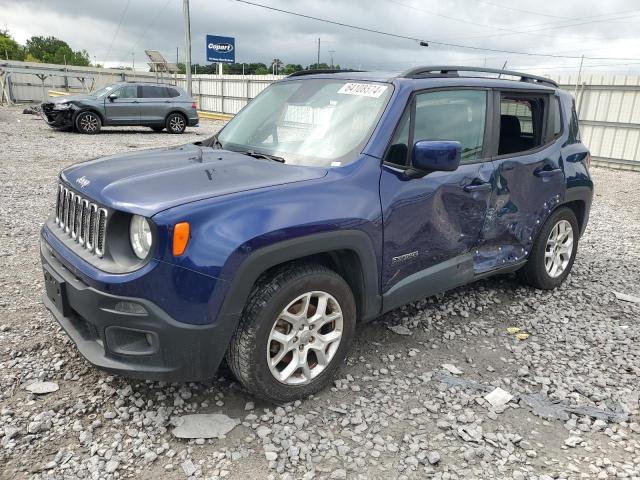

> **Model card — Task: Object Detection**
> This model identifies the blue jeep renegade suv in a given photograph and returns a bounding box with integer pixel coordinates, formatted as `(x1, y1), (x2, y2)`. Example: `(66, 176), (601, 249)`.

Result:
(41, 67), (593, 402)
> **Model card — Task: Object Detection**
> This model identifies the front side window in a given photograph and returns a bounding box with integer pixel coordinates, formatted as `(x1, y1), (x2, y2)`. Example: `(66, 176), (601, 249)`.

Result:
(384, 109), (410, 166)
(115, 85), (137, 99)
(216, 79), (393, 167)
(413, 90), (487, 164)
(498, 94), (545, 155)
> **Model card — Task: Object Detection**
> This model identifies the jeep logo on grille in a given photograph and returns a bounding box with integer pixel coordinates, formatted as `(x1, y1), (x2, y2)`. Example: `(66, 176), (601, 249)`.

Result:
(208, 42), (233, 53)
(76, 176), (90, 188)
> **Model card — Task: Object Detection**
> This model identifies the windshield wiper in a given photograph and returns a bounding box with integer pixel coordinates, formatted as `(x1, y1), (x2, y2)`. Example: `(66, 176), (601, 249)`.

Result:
(241, 150), (285, 163)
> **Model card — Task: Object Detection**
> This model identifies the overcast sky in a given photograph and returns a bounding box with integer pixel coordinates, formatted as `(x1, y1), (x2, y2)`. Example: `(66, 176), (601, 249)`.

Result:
(3, 0), (640, 75)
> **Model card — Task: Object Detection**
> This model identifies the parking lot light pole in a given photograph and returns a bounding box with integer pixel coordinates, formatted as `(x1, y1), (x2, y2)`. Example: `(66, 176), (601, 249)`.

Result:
(183, 0), (192, 95)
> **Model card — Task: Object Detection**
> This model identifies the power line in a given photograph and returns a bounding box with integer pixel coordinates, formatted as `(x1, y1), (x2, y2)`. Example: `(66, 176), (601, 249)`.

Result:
(127, 0), (174, 60)
(103, 0), (131, 64)
(386, 0), (636, 45)
(232, 0), (640, 62)
(384, 0), (517, 34)
(453, 9), (640, 42)
(468, 0), (571, 19)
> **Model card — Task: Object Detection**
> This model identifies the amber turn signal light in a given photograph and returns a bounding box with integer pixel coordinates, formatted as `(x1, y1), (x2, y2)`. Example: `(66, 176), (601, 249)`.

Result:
(173, 222), (190, 256)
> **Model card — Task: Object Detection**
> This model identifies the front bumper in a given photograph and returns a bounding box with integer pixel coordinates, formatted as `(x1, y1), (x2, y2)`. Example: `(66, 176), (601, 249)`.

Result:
(41, 239), (230, 382)
(41, 105), (74, 128)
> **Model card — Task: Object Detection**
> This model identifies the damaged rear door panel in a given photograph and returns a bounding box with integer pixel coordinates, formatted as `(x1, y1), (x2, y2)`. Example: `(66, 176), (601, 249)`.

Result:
(477, 90), (566, 273)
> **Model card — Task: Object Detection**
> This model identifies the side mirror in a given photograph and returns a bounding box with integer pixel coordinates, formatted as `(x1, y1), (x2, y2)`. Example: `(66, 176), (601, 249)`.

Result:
(108, 93), (118, 101)
(410, 140), (461, 175)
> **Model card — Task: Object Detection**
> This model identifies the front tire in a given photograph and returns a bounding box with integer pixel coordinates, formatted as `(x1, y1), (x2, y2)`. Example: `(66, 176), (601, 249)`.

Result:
(517, 207), (579, 290)
(166, 113), (186, 134)
(75, 111), (102, 134)
(226, 263), (356, 403)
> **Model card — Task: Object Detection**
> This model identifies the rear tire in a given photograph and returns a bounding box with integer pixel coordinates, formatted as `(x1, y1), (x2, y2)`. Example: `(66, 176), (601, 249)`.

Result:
(165, 113), (186, 134)
(226, 263), (356, 403)
(75, 111), (101, 134)
(517, 207), (579, 290)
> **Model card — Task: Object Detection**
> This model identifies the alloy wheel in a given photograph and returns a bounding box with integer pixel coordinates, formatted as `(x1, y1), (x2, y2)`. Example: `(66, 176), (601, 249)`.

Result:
(80, 115), (99, 132)
(545, 219), (574, 278)
(267, 291), (343, 385)
(169, 116), (185, 132)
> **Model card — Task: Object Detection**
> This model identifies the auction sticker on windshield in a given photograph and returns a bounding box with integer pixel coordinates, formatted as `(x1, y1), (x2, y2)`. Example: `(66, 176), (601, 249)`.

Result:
(337, 83), (388, 98)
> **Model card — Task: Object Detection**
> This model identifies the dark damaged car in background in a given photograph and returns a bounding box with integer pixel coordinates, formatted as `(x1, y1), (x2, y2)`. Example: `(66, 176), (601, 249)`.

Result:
(41, 81), (199, 134)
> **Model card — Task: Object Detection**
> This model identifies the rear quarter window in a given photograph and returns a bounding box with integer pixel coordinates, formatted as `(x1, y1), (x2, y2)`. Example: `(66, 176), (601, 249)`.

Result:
(168, 88), (181, 98)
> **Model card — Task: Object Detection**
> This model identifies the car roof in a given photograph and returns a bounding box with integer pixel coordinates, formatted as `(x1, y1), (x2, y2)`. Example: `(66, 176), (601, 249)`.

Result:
(283, 66), (558, 91)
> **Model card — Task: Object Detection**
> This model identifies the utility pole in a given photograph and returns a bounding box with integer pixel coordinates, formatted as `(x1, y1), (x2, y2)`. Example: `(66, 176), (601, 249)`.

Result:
(574, 54), (584, 99)
(131, 52), (135, 71)
(329, 50), (335, 68)
(183, 0), (192, 95)
(317, 38), (320, 68)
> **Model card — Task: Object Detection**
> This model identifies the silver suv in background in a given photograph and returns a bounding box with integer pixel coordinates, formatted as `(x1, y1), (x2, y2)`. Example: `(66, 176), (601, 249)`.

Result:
(41, 82), (199, 134)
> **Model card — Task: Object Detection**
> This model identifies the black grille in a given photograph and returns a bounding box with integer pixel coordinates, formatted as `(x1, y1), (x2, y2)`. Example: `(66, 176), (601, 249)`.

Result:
(54, 184), (108, 257)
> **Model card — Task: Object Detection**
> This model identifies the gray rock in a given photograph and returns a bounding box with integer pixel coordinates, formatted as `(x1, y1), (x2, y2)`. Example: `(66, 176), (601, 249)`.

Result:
(172, 414), (237, 439)
(25, 382), (59, 395)
(426, 450), (441, 465)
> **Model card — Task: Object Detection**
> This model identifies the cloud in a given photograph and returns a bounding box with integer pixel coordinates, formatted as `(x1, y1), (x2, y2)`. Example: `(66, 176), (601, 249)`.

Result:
(3, 0), (640, 73)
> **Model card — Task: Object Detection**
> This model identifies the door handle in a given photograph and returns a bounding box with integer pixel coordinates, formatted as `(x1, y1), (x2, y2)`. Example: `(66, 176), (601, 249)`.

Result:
(534, 168), (562, 178)
(463, 182), (492, 193)
(132, 100), (140, 103)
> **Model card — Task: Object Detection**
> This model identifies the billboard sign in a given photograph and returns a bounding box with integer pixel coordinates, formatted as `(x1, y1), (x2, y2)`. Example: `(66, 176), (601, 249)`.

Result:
(206, 35), (235, 63)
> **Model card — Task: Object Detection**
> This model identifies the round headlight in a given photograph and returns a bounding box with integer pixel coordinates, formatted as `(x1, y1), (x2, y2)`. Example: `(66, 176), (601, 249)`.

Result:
(130, 215), (152, 260)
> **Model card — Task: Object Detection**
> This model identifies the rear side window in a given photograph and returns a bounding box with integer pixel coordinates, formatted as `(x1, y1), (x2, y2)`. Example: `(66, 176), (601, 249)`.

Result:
(413, 90), (487, 163)
(140, 86), (170, 98)
(547, 96), (562, 140)
(167, 88), (181, 98)
(569, 101), (581, 143)
(498, 94), (545, 156)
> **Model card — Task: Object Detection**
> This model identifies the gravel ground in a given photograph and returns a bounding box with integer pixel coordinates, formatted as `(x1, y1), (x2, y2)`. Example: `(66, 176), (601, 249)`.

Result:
(0, 105), (639, 480)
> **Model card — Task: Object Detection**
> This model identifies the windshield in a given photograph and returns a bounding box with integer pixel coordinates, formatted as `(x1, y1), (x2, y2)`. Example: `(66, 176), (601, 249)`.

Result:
(216, 79), (392, 167)
(90, 85), (115, 97)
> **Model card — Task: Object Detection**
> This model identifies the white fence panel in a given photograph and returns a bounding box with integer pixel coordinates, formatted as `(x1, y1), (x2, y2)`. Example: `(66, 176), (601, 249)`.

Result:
(552, 73), (640, 170)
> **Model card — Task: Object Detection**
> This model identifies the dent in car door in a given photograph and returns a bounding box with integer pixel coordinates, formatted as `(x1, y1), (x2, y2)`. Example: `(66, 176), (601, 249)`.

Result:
(104, 85), (140, 125)
(478, 91), (565, 273)
(380, 89), (495, 310)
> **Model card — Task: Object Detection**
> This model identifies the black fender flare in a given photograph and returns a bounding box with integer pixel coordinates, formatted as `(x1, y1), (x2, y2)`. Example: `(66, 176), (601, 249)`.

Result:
(561, 184), (593, 236)
(218, 230), (381, 325)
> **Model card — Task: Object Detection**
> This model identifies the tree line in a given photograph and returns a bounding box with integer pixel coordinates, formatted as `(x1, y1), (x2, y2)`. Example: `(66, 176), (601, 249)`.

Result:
(179, 61), (341, 75)
(1, 30), (91, 66)
(1, 29), (342, 75)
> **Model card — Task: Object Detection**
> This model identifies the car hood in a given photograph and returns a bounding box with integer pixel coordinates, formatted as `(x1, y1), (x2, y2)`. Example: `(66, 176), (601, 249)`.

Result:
(49, 94), (97, 104)
(60, 144), (328, 216)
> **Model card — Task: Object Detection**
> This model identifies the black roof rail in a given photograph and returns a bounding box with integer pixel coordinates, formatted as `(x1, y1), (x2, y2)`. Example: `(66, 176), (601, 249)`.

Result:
(399, 66), (558, 88)
(122, 80), (176, 85)
(287, 68), (365, 78)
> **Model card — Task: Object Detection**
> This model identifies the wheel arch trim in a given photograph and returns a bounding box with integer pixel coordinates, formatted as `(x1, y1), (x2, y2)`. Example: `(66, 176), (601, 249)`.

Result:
(217, 230), (381, 327)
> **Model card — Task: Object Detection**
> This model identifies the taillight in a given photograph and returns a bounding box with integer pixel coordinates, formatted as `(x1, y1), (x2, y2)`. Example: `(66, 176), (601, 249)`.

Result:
(191, 102), (197, 110)
(586, 152), (591, 168)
